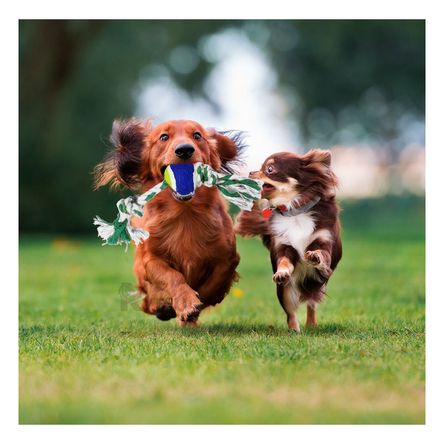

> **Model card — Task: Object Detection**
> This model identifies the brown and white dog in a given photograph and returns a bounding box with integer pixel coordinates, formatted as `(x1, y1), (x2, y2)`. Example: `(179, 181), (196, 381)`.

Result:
(236, 150), (342, 332)
(95, 119), (244, 326)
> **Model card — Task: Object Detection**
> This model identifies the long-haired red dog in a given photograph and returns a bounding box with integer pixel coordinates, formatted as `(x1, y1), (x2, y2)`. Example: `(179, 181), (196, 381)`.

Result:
(95, 119), (244, 326)
(236, 150), (342, 332)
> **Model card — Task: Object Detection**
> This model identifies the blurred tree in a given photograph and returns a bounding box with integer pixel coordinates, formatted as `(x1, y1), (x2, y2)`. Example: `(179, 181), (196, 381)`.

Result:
(248, 20), (425, 155)
(19, 20), (227, 233)
(19, 20), (424, 233)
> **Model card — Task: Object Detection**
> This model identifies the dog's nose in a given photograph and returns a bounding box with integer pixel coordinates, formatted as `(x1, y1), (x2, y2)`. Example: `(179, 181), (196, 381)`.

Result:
(249, 171), (259, 178)
(175, 144), (195, 160)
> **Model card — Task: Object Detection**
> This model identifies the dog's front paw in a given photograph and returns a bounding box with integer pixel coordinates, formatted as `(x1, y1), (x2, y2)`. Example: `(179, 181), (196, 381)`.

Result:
(179, 304), (203, 323)
(273, 269), (291, 285)
(173, 290), (203, 324)
(304, 250), (332, 279)
(304, 250), (322, 266)
(155, 305), (177, 321)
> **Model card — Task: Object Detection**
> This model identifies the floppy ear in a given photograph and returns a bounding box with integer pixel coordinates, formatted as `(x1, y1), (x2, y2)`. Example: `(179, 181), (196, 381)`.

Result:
(302, 149), (332, 168)
(207, 129), (247, 174)
(94, 118), (151, 190)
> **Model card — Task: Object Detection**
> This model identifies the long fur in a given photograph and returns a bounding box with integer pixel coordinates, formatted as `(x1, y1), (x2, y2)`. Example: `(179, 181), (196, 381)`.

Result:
(94, 119), (244, 325)
(235, 149), (342, 330)
(219, 130), (248, 174)
(94, 118), (152, 189)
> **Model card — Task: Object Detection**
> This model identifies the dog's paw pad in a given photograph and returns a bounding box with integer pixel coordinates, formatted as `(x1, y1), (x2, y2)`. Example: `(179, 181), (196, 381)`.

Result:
(305, 251), (332, 279)
(304, 250), (322, 265)
(273, 269), (291, 285)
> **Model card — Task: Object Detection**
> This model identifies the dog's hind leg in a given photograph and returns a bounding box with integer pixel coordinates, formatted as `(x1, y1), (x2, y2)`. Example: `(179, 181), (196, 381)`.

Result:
(305, 300), (318, 329)
(277, 283), (301, 333)
(272, 246), (301, 332)
(197, 253), (240, 306)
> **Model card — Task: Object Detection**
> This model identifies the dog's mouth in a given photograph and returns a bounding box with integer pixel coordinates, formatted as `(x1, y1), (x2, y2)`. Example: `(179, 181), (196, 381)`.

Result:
(261, 182), (276, 197)
(262, 183), (275, 192)
(172, 191), (194, 202)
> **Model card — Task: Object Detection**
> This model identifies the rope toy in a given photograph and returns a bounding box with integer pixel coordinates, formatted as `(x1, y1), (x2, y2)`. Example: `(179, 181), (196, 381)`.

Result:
(94, 162), (263, 247)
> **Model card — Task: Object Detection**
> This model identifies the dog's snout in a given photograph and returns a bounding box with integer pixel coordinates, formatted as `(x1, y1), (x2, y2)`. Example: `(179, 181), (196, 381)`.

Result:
(175, 144), (195, 160)
(249, 170), (260, 179)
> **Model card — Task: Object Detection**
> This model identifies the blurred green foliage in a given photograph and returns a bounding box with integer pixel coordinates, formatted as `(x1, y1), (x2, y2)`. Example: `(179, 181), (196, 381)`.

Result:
(255, 21), (424, 149)
(19, 20), (424, 233)
(19, 20), (225, 233)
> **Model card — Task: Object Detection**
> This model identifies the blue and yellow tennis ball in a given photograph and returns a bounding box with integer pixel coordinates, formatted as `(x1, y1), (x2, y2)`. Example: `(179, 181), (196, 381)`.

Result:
(163, 164), (197, 201)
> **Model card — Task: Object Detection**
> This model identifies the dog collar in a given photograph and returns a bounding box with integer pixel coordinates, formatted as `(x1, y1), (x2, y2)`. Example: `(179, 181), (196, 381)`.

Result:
(261, 195), (321, 218)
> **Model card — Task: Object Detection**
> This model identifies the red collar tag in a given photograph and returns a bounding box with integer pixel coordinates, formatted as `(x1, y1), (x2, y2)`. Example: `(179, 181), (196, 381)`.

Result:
(261, 208), (273, 219)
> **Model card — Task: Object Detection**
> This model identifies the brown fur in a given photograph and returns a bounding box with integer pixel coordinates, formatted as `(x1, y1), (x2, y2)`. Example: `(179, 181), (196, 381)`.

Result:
(235, 149), (342, 330)
(95, 119), (244, 325)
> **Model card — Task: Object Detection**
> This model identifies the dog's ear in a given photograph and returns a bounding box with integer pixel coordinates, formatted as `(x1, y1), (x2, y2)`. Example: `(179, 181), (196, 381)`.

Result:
(207, 129), (247, 173)
(301, 149), (338, 194)
(94, 118), (152, 190)
(303, 149), (332, 166)
(302, 149), (332, 168)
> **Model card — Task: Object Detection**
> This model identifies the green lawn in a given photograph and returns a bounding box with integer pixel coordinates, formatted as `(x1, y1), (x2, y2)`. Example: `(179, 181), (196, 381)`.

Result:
(19, 197), (425, 424)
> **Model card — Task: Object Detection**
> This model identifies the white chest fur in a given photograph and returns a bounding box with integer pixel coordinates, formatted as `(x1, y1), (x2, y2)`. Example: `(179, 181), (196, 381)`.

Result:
(271, 212), (316, 256)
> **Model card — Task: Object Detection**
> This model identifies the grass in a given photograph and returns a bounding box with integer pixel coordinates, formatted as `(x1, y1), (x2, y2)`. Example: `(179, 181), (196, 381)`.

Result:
(19, 196), (425, 424)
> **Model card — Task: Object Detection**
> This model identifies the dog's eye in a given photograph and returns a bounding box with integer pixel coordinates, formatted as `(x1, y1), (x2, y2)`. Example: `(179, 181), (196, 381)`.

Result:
(193, 132), (202, 141)
(160, 133), (169, 141)
(266, 165), (274, 174)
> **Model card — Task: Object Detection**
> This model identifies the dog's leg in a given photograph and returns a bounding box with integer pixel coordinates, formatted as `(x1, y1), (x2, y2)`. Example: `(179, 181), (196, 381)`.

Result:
(143, 254), (203, 324)
(277, 283), (300, 332)
(140, 281), (177, 321)
(302, 238), (334, 328)
(306, 301), (318, 329)
(134, 245), (148, 295)
(304, 238), (333, 281)
(273, 256), (294, 286)
(197, 254), (240, 306)
(273, 245), (301, 332)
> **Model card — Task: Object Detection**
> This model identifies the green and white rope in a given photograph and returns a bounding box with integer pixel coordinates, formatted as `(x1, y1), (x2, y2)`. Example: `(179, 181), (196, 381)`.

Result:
(93, 162), (262, 247)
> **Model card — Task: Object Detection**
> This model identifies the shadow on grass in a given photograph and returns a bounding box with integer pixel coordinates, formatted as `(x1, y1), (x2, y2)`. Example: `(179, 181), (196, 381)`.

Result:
(184, 323), (291, 336)
(179, 322), (351, 337)
(108, 321), (353, 337)
(20, 320), (422, 341)
(20, 322), (348, 339)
